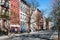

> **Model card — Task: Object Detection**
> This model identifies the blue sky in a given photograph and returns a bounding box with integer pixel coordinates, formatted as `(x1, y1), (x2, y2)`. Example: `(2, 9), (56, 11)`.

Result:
(25, 0), (51, 17)
(37, 0), (51, 10)
(37, 0), (51, 17)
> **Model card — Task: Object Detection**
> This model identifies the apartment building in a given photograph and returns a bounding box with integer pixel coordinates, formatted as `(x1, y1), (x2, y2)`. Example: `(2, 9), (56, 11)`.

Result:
(30, 11), (36, 32)
(20, 12), (27, 32)
(0, 0), (20, 32)
(0, 0), (9, 32)
(10, 0), (20, 32)
(46, 21), (53, 30)
(20, 0), (30, 32)
(34, 9), (41, 31)
(0, 0), (46, 33)
(42, 16), (46, 30)
(40, 16), (46, 30)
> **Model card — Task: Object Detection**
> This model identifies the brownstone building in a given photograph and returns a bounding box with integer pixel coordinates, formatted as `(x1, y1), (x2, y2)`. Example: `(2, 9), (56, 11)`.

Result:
(34, 9), (41, 31)
(40, 16), (46, 30)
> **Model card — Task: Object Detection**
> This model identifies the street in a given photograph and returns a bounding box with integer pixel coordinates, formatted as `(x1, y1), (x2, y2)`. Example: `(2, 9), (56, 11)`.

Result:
(0, 0), (59, 40)
(0, 30), (58, 40)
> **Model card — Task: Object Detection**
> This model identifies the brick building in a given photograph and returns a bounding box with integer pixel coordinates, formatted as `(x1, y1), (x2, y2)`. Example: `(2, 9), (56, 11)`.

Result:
(0, 0), (9, 33)
(34, 9), (41, 31)
(10, 0), (20, 32)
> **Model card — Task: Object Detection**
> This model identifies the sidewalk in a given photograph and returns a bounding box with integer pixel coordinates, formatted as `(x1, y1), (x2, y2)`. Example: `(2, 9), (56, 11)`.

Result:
(0, 31), (54, 39)
(49, 31), (58, 40)
(0, 35), (9, 39)
(0, 32), (38, 39)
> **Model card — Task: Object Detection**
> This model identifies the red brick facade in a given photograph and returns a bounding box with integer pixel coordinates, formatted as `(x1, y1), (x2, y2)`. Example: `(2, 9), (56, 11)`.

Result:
(10, 0), (20, 32)
(10, 0), (20, 25)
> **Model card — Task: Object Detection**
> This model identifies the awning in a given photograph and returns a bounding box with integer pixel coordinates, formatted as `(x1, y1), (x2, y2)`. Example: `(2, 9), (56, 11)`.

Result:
(10, 24), (20, 27)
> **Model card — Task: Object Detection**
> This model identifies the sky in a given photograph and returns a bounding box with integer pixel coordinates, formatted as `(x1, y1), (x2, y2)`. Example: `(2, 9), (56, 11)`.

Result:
(37, 0), (51, 10)
(37, 0), (51, 18)
(26, 0), (51, 18)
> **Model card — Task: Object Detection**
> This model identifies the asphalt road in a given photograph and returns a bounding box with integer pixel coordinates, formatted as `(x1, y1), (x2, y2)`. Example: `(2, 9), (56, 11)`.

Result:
(0, 30), (58, 40)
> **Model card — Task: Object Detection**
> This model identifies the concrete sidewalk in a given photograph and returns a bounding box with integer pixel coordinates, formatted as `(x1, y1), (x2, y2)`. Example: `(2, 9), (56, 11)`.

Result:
(0, 32), (38, 39)
(0, 35), (9, 39)
(49, 31), (58, 40)
(0, 31), (53, 39)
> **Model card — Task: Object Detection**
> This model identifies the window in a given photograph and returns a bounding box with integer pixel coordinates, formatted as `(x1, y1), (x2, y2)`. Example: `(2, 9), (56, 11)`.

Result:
(21, 16), (22, 19)
(21, 13), (22, 15)
(20, 21), (22, 26)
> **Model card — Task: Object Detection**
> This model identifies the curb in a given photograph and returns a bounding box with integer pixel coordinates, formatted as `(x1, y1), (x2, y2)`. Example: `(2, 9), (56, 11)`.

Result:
(0, 36), (9, 39)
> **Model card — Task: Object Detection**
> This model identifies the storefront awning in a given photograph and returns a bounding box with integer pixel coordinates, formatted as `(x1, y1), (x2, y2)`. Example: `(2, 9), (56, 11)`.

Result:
(10, 24), (20, 27)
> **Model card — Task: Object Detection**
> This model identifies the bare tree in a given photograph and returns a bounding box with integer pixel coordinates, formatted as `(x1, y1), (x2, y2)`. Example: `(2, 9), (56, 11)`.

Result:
(50, 0), (60, 39)
(26, 0), (40, 32)
(51, 0), (60, 30)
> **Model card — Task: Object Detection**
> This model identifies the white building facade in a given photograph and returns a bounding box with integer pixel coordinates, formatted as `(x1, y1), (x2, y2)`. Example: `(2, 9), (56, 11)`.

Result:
(30, 12), (36, 32)
(20, 12), (27, 31)
(20, 0), (30, 32)
(43, 16), (46, 30)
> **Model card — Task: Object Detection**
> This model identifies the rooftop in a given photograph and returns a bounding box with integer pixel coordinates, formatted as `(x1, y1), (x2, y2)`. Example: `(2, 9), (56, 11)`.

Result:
(21, 0), (30, 7)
